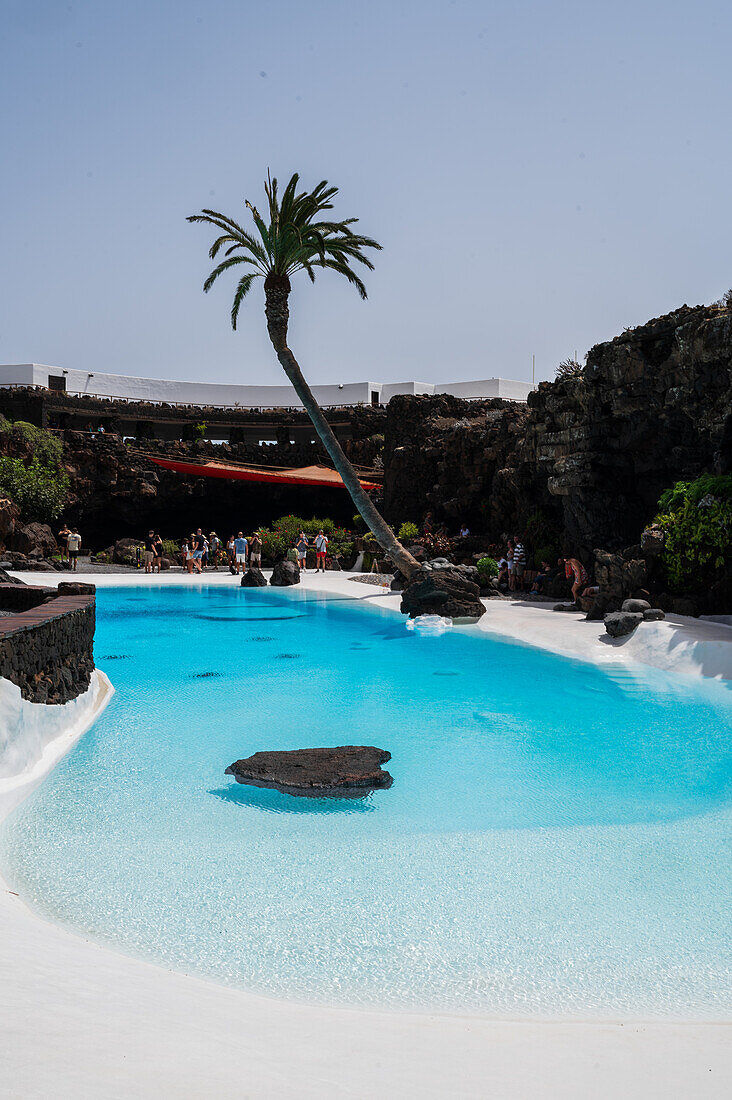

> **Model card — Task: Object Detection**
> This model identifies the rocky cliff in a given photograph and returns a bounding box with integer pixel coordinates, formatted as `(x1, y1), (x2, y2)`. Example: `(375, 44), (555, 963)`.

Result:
(384, 304), (732, 555)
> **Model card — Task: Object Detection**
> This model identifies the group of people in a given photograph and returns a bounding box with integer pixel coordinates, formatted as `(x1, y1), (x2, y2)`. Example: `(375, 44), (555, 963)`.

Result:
(495, 537), (594, 603)
(176, 529), (262, 575)
(287, 529), (330, 573)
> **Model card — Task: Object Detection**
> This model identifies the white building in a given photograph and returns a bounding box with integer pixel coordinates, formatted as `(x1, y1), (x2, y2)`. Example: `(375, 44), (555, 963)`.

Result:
(0, 363), (534, 409)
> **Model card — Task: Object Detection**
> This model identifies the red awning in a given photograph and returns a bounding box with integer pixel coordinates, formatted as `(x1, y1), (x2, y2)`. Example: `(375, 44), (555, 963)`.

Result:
(145, 456), (381, 491)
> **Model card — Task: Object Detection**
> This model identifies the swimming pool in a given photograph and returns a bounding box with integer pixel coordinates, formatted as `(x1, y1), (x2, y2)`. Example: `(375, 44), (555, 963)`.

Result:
(2, 584), (731, 1016)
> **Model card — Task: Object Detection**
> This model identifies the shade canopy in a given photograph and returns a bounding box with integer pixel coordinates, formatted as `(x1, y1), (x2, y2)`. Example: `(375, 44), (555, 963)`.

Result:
(144, 455), (381, 491)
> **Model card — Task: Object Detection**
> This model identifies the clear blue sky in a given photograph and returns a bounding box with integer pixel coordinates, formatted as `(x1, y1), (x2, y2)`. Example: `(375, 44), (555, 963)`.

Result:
(2, 0), (731, 386)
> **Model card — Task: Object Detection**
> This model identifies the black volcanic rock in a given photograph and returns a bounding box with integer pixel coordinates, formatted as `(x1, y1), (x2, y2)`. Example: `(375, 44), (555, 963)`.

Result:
(241, 568), (267, 587)
(400, 567), (485, 621)
(270, 560), (300, 586)
(225, 746), (393, 797)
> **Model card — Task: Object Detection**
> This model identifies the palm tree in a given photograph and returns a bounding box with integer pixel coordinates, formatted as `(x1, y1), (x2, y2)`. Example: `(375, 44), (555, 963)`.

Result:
(187, 172), (418, 578)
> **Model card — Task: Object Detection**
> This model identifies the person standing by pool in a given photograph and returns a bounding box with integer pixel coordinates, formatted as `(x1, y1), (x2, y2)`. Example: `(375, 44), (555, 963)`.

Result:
(57, 522), (71, 561)
(506, 539), (515, 591)
(233, 531), (248, 574)
(67, 528), (82, 571)
(153, 533), (164, 573)
(181, 537), (191, 573)
(249, 530), (262, 569)
(513, 536), (526, 592)
(295, 530), (310, 572)
(314, 529), (329, 573)
(143, 530), (155, 574)
(562, 557), (589, 603)
(226, 534), (236, 572)
(191, 528), (205, 574)
(208, 531), (221, 571)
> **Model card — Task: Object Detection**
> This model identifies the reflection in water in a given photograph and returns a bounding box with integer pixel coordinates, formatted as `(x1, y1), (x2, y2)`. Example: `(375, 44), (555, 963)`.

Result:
(208, 784), (377, 815)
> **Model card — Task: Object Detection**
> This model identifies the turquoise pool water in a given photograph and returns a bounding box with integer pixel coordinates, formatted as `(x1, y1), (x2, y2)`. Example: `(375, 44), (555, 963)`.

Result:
(2, 584), (731, 1016)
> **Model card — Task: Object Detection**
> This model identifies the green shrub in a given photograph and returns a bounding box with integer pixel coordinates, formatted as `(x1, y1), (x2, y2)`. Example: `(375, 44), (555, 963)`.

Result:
(398, 521), (419, 541)
(0, 456), (69, 522)
(352, 513), (365, 531)
(259, 515), (353, 561)
(193, 422), (207, 439)
(0, 418), (64, 468)
(655, 476), (732, 592)
(161, 538), (180, 558)
(476, 556), (499, 579)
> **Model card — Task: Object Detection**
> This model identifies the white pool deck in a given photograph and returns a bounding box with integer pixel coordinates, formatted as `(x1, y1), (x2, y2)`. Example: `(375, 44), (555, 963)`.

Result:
(1, 569), (730, 1099)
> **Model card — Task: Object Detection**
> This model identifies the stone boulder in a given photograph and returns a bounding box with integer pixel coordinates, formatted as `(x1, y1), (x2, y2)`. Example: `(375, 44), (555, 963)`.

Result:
(643, 608), (665, 621)
(57, 581), (96, 596)
(11, 522), (57, 556)
(0, 497), (19, 551)
(604, 611), (643, 637)
(0, 566), (24, 585)
(241, 568), (267, 588)
(622, 598), (651, 613)
(270, 559), (300, 587)
(113, 538), (143, 565)
(400, 566), (485, 621)
(641, 524), (665, 557)
(225, 746), (393, 798)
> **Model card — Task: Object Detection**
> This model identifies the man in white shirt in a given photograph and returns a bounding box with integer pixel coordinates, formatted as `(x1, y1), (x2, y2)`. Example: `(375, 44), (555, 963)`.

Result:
(67, 529), (82, 571)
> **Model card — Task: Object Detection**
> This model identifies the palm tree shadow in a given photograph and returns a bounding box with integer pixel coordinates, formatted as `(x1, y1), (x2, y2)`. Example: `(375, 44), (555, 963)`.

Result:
(208, 784), (377, 815)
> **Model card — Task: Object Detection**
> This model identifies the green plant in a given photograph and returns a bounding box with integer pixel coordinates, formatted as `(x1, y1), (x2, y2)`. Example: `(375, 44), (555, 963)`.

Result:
(0, 418), (64, 468)
(352, 513), (365, 531)
(0, 456), (69, 522)
(555, 357), (584, 381)
(193, 422), (207, 440)
(398, 521), (419, 541)
(532, 544), (558, 569)
(259, 515), (353, 562)
(161, 538), (180, 558)
(476, 556), (499, 579)
(654, 476), (732, 592)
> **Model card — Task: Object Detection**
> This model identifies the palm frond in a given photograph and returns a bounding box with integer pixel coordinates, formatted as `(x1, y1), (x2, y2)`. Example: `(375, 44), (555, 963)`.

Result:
(189, 171), (380, 324)
(231, 273), (257, 330)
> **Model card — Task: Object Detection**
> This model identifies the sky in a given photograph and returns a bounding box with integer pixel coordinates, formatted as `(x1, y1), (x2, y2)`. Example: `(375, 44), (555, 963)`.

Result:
(1, 0), (731, 387)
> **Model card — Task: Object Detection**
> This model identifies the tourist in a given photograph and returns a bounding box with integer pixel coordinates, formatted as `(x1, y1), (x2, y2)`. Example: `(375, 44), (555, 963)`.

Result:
(191, 528), (205, 574)
(459, 523), (470, 538)
(314, 529), (329, 573)
(233, 531), (248, 574)
(153, 533), (164, 573)
(529, 561), (552, 595)
(249, 530), (263, 569)
(143, 530), (155, 574)
(226, 534), (236, 571)
(562, 557), (589, 602)
(67, 528), (82, 571)
(513, 535), (526, 591)
(209, 531), (221, 571)
(497, 553), (509, 589)
(506, 538), (515, 590)
(295, 530), (310, 572)
(181, 537), (191, 572)
(58, 522), (71, 561)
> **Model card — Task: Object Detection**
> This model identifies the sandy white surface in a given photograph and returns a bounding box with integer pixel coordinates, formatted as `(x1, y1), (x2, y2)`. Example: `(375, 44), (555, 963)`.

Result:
(1, 569), (730, 1099)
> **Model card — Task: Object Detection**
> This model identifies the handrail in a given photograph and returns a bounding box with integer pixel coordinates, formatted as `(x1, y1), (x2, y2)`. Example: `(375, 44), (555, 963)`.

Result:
(0, 383), (382, 413)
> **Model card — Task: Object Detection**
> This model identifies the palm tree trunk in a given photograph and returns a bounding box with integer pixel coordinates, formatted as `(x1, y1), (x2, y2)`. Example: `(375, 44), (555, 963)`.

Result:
(265, 278), (419, 579)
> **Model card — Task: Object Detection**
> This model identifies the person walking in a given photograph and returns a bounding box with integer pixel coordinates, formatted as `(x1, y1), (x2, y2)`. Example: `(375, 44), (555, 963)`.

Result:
(226, 534), (236, 573)
(314, 529), (329, 573)
(295, 531), (310, 572)
(181, 537), (191, 573)
(249, 531), (262, 569)
(191, 528), (205, 574)
(233, 531), (248, 574)
(143, 530), (155, 574)
(562, 557), (589, 603)
(67, 528), (82, 571)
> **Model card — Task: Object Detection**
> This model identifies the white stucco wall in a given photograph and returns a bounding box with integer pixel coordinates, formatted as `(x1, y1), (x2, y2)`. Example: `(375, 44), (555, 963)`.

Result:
(0, 364), (535, 407)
